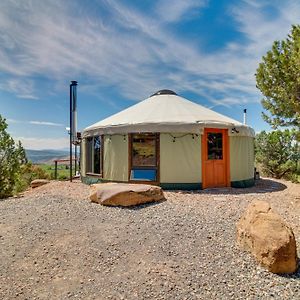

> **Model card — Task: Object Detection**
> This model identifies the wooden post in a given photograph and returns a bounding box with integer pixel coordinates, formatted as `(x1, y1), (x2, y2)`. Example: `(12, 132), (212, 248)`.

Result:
(54, 160), (58, 180)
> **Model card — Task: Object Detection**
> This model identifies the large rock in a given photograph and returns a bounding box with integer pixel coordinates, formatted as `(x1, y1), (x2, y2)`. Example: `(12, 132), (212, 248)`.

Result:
(237, 200), (298, 274)
(30, 179), (50, 189)
(89, 183), (165, 206)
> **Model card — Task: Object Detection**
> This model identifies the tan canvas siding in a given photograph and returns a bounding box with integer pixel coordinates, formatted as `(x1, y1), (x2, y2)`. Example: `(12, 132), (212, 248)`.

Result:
(229, 136), (254, 181)
(81, 138), (86, 177)
(160, 133), (202, 183)
(103, 135), (128, 181)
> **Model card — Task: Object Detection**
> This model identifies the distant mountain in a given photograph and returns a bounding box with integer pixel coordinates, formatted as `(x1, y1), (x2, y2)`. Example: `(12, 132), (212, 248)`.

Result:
(25, 149), (70, 164)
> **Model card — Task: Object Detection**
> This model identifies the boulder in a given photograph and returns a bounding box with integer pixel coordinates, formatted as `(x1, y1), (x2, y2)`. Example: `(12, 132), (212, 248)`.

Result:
(31, 179), (50, 189)
(89, 183), (165, 207)
(237, 200), (298, 274)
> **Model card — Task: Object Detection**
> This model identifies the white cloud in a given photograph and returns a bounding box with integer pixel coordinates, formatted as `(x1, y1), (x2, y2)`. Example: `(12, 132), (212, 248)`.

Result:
(155, 0), (208, 23)
(0, 78), (38, 100)
(210, 95), (260, 108)
(29, 121), (64, 127)
(6, 118), (20, 124)
(231, 0), (300, 55)
(6, 118), (64, 127)
(15, 136), (69, 150)
(0, 0), (299, 105)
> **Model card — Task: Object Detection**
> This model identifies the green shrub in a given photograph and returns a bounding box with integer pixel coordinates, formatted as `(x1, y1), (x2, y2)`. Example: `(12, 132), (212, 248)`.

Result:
(58, 174), (68, 180)
(50, 172), (56, 180)
(14, 163), (50, 194)
(0, 115), (27, 198)
(289, 173), (300, 183)
(255, 129), (300, 179)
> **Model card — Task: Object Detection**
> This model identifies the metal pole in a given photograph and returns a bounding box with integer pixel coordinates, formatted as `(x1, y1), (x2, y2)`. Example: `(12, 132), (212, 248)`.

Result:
(70, 83), (73, 182)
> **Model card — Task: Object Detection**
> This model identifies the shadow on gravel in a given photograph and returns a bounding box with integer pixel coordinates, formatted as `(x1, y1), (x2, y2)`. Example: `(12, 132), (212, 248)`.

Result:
(120, 199), (167, 210)
(0, 196), (21, 202)
(170, 179), (287, 195)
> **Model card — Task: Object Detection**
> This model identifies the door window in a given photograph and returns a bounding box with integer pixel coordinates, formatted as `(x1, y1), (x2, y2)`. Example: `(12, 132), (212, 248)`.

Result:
(207, 133), (223, 160)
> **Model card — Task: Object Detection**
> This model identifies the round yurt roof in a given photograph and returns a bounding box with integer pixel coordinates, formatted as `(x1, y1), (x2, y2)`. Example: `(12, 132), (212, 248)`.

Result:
(83, 90), (255, 137)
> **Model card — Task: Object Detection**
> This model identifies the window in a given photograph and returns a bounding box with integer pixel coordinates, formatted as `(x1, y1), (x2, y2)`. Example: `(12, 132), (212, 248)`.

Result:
(132, 133), (157, 166)
(86, 137), (93, 173)
(207, 133), (223, 160)
(86, 136), (102, 175)
(130, 133), (159, 181)
(93, 136), (101, 174)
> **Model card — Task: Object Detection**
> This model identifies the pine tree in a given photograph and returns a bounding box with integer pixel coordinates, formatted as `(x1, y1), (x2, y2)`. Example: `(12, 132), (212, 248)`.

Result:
(0, 115), (27, 198)
(256, 25), (300, 130)
(255, 130), (299, 179)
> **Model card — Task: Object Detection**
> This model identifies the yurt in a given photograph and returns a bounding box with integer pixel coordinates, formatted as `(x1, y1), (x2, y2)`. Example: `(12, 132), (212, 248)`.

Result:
(81, 90), (255, 189)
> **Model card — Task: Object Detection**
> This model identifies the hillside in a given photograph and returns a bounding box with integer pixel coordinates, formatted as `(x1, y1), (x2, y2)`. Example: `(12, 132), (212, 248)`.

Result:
(25, 149), (70, 164)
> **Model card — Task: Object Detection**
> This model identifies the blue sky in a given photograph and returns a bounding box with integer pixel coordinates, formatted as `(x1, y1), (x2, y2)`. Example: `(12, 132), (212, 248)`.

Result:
(1, 0), (299, 150)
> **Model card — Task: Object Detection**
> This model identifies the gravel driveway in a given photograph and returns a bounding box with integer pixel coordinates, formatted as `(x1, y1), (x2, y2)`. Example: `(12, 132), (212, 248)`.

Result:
(0, 179), (299, 299)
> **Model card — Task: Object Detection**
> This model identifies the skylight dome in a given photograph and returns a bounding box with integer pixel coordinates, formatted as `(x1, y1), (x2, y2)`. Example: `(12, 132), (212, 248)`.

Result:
(150, 89), (177, 97)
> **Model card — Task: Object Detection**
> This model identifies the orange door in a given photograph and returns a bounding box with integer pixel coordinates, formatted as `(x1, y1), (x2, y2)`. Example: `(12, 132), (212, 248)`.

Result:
(202, 128), (230, 189)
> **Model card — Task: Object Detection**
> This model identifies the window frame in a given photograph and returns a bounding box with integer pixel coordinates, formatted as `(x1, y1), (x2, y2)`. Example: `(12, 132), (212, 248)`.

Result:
(128, 133), (160, 184)
(85, 135), (103, 177)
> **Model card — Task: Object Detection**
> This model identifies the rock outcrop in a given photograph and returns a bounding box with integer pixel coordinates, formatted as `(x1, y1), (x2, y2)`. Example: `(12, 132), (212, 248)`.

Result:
(30, 179), (50, 189)
(237, 200), (298, 274)
(89, 183), (165, 207)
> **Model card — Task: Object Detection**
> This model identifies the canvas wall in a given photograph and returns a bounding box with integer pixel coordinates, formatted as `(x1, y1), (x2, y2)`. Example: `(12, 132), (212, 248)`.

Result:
(160, 133), (202, 183)
(82, 133), (254, 187)
(229, 136), (254, 181)
(103, 135), (128, 181)
(81, 138), (86, 176)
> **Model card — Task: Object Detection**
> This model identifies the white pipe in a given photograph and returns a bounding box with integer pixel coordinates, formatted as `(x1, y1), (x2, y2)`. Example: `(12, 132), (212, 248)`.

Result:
(243, 109), (247, 125)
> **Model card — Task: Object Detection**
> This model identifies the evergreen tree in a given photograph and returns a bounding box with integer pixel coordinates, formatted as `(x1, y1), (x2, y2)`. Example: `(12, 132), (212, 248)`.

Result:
(0, 115), (27, 198)
(255, 130), (299, 179)
(256, 25), (300, 130)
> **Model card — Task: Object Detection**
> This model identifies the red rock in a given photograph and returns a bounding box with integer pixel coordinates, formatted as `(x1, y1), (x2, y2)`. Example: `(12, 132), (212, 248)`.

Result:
(89, 183), (165, 206)
(237, 200), (298, 274)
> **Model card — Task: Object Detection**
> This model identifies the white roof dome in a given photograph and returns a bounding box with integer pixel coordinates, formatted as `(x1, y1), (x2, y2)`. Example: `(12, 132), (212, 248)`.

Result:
(83, 90), (254, 137)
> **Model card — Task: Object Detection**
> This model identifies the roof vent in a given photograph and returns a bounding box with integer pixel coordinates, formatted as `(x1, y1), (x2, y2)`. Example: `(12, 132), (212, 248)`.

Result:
(150, 89), (177, 97)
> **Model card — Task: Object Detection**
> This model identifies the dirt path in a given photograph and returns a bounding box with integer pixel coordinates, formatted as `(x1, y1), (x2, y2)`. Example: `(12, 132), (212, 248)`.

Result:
(0, 179), (299, 299)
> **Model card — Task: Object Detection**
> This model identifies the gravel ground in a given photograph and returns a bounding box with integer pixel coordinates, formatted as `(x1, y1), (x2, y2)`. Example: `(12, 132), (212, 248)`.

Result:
(0, 178), (299, 300)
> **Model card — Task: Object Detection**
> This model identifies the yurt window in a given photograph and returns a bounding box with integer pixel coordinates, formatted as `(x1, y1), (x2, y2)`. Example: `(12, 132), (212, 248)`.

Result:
(86, 136), (103, 175)
(130, 133), (159, 181)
